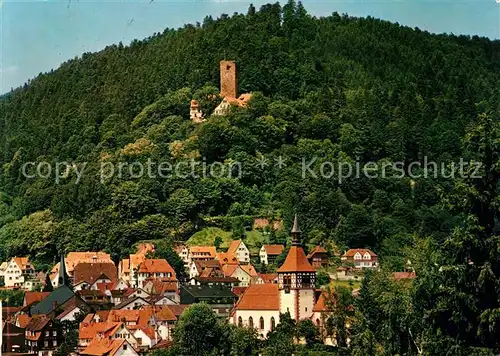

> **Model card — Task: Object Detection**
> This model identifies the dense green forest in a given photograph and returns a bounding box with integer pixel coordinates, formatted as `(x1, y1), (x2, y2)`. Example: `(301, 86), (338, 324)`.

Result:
(1, 1), (499, 265)
(1, 2), (500, 352)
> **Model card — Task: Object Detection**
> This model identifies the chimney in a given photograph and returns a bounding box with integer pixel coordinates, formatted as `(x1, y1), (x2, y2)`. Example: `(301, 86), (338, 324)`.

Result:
(220, 60), (237, 99)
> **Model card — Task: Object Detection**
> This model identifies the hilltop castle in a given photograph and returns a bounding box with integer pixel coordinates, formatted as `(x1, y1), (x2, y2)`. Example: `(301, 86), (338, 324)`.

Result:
(190, 60), (252, 122)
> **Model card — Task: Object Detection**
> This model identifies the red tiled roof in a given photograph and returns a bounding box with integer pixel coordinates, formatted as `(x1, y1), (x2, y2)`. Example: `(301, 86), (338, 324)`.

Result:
(306, 246), (327, 259)
(96, 310), (110, 322)
(80, 337), (126, 356)
(65, 252), (112, 273)
(138, 259), (175, 275)
(262, 245), (284, 256)
(221, 264), (239, 277)
(166, 304), (190, 318)
(148, 280), (178, 295)
(216, 252), (238, 265)
(26, 317), (50, 331)
(234, 284), (279, 311)
(12, 257), (30, 271)
(241, 264), (258, 277)
(277, 246), (315, 273)
(24, 292), (50, 307)
(258, 273), (277, 283)
(17, 314), (32, 328)
(73, 262), (117, 285)
(189, 246), (216, 257)
(135, 325), (157, 340)
(107, 310), (140, 324)
(119, 259), (130, 274)
(343, 249), (377, 258)
(79, 321), (120, 340)
(313, 292), (329, 312)
(232, 287), (247, 297)
(144, 306), (176, 322)
(227, 240), (242, 255)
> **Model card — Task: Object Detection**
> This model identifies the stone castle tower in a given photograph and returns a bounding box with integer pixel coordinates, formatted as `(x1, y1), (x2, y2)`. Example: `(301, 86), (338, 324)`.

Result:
(220, 60), (237, 99)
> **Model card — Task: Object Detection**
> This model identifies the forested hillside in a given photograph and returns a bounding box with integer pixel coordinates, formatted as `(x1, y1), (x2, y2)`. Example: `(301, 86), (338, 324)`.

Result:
(0, 0), (499, 273)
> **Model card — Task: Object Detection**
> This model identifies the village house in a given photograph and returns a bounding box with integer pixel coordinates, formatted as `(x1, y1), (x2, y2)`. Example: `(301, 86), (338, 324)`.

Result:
(72, 261), (118, 291)
(25, 317), (63, 356)
(143, 279), (179, 304)
(136, 259), (176, 288)
(118, 243), (155, 287)
(231, 216), (317, 338)
(78, 321), (122, 352)
(174, 245), (190, 268)
(341, 248), (378, 269)
(3, 257), (38, 290)
(50, 251), (112, 288)
(307, 246), (329, 269)
(114, 296), (151, 311)
(188, 246), (217, 265)
(222, 263), (258, 287)
(226, 239), (250, 264)
(80, 338), (138, 356)
(259, 244), (284, 265)
(188, 259), (221, 280)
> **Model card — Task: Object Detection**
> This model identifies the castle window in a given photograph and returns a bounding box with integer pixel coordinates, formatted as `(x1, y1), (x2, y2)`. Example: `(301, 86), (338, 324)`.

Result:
(302, 275), (311, 287)
(248, 317), (253, 329)
(271, 317), (276, 331)
(259, 317), (264, 330)
(283, 275), (292, 287)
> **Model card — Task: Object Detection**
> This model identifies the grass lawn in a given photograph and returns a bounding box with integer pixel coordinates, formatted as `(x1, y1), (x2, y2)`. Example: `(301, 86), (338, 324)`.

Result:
(329, 279), (362, 290)
(187, 227), (265, 254)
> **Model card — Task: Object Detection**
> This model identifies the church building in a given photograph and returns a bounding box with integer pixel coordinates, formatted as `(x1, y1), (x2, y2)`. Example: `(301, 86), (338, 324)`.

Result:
(230, 215), (317, 337)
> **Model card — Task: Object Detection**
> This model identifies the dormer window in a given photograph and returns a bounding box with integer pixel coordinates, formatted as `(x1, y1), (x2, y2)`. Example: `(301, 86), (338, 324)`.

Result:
(354, 252), (362, 260)
(363, 253), (371, 260)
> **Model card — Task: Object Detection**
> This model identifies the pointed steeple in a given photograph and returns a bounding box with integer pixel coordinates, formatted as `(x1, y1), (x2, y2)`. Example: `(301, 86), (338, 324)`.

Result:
(58, 252), (67, 286)
(277, 214), (315, 273)
(291, 214), (301, 246)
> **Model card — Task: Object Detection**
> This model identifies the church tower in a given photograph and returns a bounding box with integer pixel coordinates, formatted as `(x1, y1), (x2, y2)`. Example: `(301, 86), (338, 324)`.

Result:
(277, 215), (316, 321)
(58, 253), (68, 287)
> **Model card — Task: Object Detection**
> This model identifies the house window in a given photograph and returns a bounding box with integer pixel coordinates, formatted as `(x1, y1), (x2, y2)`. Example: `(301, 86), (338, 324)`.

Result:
(123, 344), (128, 350)
(238, 317), (242, 327)
(45, 331), (49, 337)
(53, 331), (57, 336)
(248, 317), (253, 329)
(316, 318), (320, 326)
(259, 317), (264, 330)
(53, 341), (57, 347)
(271, 317), (275, 331)
(44, 341), (49, 347)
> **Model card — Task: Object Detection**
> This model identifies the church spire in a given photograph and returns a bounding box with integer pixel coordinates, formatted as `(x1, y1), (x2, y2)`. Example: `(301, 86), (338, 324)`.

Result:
(58, 252), (67, 286)
(291, 214), (301, 246)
